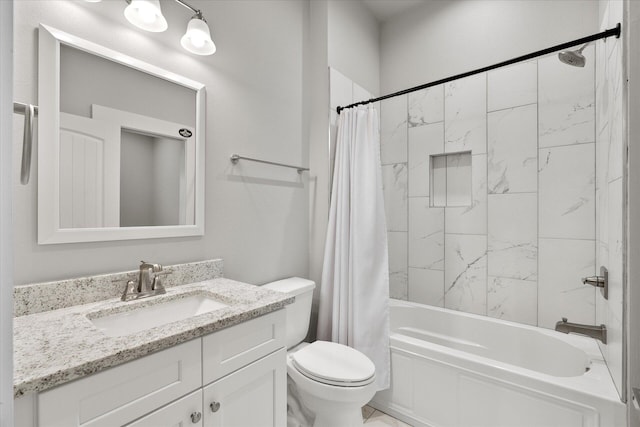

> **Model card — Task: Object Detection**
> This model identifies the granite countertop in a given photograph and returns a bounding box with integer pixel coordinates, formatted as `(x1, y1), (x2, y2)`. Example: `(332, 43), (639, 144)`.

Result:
(14, 278), (293, 398)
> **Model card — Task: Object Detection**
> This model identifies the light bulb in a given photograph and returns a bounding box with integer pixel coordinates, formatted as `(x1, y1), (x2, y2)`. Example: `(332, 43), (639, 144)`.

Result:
(189, 31), (206, 48)
(138, 5), (157, 24)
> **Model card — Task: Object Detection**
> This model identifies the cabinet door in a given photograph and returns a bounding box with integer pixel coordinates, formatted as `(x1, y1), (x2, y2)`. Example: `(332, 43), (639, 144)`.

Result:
(38, 339), (201, 427)
(203, 348), (286, 427)
(126, 390), (203, 427)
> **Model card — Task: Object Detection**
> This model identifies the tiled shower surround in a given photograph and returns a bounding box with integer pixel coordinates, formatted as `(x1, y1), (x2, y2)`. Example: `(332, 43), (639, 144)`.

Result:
(380, 46), (606, 329)
(595, 0), (624, 396)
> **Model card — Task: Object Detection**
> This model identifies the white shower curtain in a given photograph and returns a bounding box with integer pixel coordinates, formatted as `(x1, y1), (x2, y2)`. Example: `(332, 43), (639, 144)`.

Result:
(317, 106), (390, 391)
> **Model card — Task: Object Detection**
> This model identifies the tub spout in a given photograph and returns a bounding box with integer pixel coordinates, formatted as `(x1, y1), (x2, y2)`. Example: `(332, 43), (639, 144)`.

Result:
(555, 317), (607, 344)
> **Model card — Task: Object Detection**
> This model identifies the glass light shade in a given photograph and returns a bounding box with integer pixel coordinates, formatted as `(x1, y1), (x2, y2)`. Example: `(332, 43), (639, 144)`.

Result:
(124, 0), (168, 33)
(180, 17), (216, 56)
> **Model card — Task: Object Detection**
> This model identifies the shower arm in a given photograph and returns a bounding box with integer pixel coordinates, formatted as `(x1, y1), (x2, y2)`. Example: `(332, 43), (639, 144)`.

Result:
(575, 43), (590, 54)
(337, 23), (621, 114)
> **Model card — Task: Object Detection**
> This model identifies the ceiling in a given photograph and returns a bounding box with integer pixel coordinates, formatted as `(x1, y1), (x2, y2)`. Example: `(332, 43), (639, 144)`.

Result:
(361, 0), (427, 23)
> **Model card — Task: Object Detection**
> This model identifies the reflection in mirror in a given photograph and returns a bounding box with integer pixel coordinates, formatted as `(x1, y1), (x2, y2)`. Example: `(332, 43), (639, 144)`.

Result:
(59, 44), (196, 229)
(59, 44), (196, 127)
(38, 24), (205, 244)
(120, 131), (190, 227)
(91, 105), (196, 229)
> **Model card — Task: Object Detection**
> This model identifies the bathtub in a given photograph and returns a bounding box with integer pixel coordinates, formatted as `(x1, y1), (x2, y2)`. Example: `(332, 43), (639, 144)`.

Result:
(370, 299), (626, 427)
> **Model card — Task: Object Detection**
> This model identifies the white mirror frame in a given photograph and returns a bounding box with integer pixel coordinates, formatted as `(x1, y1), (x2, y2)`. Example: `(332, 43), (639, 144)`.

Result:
(38, 24), (205, 244)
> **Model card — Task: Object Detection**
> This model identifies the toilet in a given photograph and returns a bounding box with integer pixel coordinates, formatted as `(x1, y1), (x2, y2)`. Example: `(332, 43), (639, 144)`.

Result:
(263, 277), (377, 427)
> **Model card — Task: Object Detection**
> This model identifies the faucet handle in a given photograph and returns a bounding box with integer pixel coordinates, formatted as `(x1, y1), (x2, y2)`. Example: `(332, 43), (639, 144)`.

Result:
(151, 268), (171, 292)
(151, 273), (168, 293)
(121, 280), (138, 301)
(562, 317), (568, 323)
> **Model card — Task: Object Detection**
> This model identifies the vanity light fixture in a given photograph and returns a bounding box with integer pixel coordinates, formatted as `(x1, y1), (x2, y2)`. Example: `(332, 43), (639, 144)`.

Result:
(181, 12), (216, 55)
(124, 0), (168, 32)
(119, 0), (216, 55)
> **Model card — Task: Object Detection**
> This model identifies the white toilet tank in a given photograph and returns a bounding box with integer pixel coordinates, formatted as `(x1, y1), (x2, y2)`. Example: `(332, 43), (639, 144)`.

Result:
(262, 277), (315, 349)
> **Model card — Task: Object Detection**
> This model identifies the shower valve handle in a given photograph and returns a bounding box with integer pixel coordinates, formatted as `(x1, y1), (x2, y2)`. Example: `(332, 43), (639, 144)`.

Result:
(582, 276), (605, 287)
(581, 266), (608, 300)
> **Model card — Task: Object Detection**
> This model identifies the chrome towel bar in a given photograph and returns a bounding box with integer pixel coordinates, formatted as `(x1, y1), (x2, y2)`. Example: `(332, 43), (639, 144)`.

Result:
(230, 154), (309, 174)
(13, 101), (39, 185)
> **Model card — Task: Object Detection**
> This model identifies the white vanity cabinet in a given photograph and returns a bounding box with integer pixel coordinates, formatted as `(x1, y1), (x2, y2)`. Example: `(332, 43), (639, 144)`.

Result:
(203, 349), (286, 427)
(127, 349), (286, 427)
(200, 308), (288, 427)
(37, 339), (203, 427)
(22, 310), (286, 427)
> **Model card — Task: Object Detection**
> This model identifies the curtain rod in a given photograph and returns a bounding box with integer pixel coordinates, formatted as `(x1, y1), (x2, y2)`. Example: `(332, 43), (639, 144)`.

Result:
(336, 23), (621, 114)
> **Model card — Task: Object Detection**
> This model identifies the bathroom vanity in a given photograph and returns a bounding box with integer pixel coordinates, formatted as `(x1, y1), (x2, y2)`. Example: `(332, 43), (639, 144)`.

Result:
(37, 313), (284, 426)
(13, 263), (292, 427)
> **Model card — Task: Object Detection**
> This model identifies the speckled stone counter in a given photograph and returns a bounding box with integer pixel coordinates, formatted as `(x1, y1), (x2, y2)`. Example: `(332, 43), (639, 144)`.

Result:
(14, 259), (224, 317)
(14, 277), (293, 398)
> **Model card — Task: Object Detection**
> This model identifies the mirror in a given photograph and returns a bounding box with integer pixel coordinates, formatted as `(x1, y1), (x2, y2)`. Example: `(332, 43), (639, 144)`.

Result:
(38, 24), (205, 244)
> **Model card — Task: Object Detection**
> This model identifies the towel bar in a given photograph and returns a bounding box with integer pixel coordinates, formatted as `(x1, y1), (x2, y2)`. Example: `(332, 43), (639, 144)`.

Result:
(230, 154), (309, 174)
(14, 102), (38, 185)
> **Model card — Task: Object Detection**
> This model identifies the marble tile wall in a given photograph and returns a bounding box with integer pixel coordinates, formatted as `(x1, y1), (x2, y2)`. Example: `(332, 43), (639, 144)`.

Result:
(380, 49), (603, 330)
(595, 0), (624, 397)
(445, 154), (487, 235)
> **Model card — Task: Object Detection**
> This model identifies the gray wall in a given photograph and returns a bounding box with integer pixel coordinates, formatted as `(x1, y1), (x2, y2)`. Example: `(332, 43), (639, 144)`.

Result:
(119, 132), (157, 227)
(119, 133), (183, 227)
(327, 0), (380, 96)
(380, 0), (598, 93)
(307, 0), (330, 342)
(0, 1), (13, 424)
(13, 0), (309, 285)
(60, 44), (195, 126)
(151, 137), (184, 226)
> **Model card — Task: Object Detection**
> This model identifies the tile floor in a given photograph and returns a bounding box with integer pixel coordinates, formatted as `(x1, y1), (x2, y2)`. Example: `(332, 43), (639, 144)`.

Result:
(362, 405), (412, 426)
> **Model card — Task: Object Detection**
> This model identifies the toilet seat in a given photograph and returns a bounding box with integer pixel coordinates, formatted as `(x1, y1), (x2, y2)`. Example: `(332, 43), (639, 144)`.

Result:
(291, 341), (375, 387)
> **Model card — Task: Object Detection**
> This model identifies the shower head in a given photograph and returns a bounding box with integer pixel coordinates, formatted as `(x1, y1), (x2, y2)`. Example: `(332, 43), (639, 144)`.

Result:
(558, 43), (589, 67)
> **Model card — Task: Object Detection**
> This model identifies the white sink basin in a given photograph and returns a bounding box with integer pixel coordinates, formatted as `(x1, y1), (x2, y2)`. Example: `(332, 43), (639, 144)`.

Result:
(89, 294), (228, 337)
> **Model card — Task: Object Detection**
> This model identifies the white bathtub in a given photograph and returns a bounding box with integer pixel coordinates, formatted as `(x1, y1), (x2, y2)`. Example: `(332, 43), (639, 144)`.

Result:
(370, 299), (626, 427)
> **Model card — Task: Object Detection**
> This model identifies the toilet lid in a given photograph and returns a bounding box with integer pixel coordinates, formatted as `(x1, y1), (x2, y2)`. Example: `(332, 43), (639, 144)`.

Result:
(291, 341), (375, 387)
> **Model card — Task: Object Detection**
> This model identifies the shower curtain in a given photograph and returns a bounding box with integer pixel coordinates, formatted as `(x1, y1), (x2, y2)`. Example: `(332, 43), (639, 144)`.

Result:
(317, 106), (390, 391)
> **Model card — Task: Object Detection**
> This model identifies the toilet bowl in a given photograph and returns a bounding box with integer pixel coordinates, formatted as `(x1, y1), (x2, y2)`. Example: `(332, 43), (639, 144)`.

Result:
(262, 278), (377, 427)
(287, 341), (377, 427)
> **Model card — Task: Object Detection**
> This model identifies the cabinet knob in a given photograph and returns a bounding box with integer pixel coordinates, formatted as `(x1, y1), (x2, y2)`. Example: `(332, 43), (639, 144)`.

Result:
(190, 411), (202, 423)
(210, 401), (221, 412)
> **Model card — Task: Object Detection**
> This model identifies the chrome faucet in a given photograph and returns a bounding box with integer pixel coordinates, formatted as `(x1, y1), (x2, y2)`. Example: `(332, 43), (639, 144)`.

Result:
(554, 317), (607, 344)
(121, 261), (169, 301)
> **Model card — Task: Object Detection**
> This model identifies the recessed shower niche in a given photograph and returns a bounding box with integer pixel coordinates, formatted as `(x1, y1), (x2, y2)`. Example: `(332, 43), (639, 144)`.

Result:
(429, 151), (472, 207)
